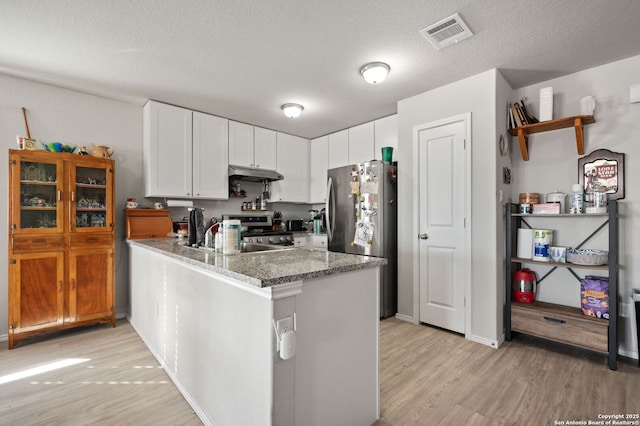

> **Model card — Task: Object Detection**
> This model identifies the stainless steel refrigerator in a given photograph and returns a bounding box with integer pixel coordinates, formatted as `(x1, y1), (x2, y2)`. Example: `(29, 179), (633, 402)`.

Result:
(326, 160), (397, 318)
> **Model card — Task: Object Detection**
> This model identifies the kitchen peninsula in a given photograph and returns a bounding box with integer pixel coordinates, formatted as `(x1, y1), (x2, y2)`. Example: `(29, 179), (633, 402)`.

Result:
(127, 238), (384, 426)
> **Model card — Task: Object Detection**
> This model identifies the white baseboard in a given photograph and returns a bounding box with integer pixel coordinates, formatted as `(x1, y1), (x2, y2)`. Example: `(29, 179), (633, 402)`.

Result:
(467, 334), (500, 349)
(0, 334), (6, 343)
(394, 313), (418, 324)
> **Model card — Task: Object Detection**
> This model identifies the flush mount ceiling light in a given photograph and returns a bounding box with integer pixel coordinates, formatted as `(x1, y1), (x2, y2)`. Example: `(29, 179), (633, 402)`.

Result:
(281, 103), (304, 118)
(360, 62), (390, 84)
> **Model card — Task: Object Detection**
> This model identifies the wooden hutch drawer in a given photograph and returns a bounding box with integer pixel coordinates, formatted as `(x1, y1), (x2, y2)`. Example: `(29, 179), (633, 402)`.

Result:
(11, 236), (64, 253)
(69, 233), (113, 248)
(511, 302), (608, 353)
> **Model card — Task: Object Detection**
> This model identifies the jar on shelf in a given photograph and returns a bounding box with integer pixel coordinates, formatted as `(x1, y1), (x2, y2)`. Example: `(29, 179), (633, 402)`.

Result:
(519, 192), (540, 214)
(586, 182), (607, 213)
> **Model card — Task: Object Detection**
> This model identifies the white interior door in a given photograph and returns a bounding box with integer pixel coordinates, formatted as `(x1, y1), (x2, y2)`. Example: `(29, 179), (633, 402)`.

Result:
(417, 118), (468, 333)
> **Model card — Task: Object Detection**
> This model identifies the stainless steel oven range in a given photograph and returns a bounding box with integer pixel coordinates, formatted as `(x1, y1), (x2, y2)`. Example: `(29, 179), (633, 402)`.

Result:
(222, 213), (294, 246)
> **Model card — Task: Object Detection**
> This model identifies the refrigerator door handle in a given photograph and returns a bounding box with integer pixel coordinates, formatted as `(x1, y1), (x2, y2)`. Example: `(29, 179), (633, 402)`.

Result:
(326, 176), (334, 242)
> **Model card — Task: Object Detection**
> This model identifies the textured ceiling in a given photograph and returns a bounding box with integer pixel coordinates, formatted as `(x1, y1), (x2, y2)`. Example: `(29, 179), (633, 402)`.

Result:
(2, 0), (640, 139)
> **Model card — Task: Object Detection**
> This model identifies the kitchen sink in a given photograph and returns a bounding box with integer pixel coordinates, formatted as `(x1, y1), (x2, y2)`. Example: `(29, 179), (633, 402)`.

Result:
(240, 242), (292, 253)
(182, 242), (292, 253)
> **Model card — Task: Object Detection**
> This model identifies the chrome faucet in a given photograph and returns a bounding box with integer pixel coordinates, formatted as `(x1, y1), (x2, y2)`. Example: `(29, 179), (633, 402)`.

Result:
(204, 225), (215, 249)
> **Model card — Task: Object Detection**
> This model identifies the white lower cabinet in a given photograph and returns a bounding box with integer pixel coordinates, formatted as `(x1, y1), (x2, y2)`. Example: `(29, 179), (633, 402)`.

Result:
(309, 234), (327, 251)
(143, 101), (229, 200)
(293, 234), (308, 247)
(271, 133), (309, 202)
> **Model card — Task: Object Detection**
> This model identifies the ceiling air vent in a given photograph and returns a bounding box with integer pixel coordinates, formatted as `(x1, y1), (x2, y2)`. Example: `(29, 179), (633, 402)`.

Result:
(420, 13), (473, 50)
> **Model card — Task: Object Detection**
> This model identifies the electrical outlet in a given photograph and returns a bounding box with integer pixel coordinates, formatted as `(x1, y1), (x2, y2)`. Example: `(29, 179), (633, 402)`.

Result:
(620, 303), (630, 318)
(276, 316), (294, 335)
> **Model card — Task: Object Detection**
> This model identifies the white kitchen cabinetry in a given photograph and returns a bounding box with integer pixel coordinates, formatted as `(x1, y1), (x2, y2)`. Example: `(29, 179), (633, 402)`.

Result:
(228, 121), (254, 168)
(374, 114), (398, 161)
(309, 136), (328, 203)
(309, 234), (327, 251)
(271, 133), (309, 202)
(193, 111), (229, 199)
(254, 127), (277, 170)
(292, 233), (308, 247)
(144, 101), (193, 198)
(229, 121), (277, 170)
(348, 122), (375, 164)
(328, 130), (349, 169)
(143, 101), (229, 200)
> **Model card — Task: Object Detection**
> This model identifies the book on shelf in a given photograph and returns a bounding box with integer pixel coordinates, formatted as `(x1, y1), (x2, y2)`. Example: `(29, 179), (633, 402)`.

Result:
(519, 98), (539, 124)
(507, 103), (516, 129)
(507, 98), (540, 129)
(510, 103), (524, 127)
(514, 103), (528, 125)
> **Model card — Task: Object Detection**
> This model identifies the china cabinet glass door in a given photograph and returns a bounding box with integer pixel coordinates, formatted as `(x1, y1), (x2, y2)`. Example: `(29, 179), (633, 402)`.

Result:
(11, 154), (64, 234)
(70, 160), (113, 232)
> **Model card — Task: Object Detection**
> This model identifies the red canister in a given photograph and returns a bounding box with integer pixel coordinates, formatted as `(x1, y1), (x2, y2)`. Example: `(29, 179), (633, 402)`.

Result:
(513, 269), (537, 303)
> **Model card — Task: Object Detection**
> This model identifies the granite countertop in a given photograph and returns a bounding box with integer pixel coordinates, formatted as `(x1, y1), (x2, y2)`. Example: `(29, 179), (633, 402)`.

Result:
(127, 238), (386, 288)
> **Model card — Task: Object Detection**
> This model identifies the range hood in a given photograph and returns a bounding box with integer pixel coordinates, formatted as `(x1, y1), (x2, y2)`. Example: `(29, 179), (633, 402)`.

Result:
(228, 165), (284, 182)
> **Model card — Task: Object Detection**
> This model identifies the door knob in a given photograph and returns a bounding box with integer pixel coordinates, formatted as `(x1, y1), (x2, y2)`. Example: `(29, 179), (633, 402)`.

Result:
(418, 233), (429, 240)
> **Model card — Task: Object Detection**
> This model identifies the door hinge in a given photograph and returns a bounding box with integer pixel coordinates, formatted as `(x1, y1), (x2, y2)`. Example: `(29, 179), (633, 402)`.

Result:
(10, 159), (16, 165)
(11, 224), (16, 230)
(110, 306), (114, 312)
(463, 139), (466, 149)
(110, 252), (114, 257)
(9, 259), (16, 265)
(10, 323), (16, 329)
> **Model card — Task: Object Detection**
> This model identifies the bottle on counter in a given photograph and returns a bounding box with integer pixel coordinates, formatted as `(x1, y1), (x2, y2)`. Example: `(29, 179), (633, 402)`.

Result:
(570, 184), (584, 214)
(214, 230), (223, 253)
(222, 219), (241, 254)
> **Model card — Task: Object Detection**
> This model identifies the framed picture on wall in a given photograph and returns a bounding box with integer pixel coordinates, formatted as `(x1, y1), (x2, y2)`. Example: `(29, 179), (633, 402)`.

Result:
(578, 149), (625, 200)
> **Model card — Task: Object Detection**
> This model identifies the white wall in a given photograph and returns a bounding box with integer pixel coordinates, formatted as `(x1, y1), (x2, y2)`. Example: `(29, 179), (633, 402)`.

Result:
(397, 69), (501, 344)
(0, 74), (143, 338)
(512, 55), (640, 358)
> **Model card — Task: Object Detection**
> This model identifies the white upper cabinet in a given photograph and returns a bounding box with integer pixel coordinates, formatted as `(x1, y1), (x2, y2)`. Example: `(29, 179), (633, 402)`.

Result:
(228, 121), (255, 168)
(348, 122), (374, 165)
(328, 129), (349, 169)
(254, 127), (277, 170)
(271, 133), (309, 203)
(143, 101), (228, 200)
(374, 114), (398, 161)
(143, 101), (193, 198)
(193, 111), (229, 199)
(229, 121), (277, 170)
(309, 136), (328, 204)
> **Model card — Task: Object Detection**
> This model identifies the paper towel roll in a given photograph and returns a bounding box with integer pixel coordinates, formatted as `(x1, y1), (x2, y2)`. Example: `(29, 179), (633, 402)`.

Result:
(166, 199), (194, 208)
(532, 229), (553, 262)
(517, 228), (533, 259)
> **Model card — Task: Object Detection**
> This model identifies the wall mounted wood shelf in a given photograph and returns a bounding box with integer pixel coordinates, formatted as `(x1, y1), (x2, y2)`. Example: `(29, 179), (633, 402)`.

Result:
(508, 115), (595, 161)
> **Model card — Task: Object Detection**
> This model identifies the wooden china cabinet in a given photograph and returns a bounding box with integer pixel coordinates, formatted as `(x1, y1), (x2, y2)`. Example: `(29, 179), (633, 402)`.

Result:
(7, 149), (115, 348)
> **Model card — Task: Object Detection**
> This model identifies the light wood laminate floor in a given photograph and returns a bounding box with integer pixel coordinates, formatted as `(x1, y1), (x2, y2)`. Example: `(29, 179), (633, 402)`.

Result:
(379, 317), (640, 425)
(1, 318), (638, 425)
